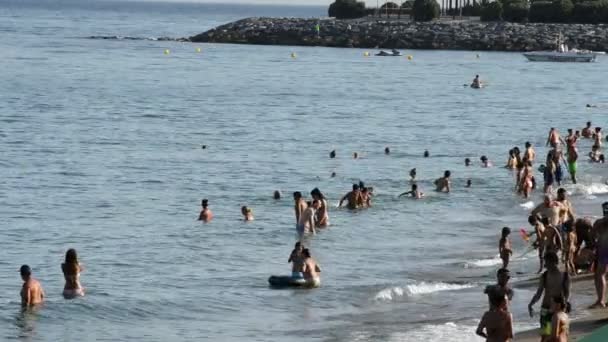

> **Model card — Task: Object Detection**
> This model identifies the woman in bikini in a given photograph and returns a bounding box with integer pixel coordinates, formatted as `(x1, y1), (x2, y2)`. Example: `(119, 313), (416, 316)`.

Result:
(62, 248), (85, 298)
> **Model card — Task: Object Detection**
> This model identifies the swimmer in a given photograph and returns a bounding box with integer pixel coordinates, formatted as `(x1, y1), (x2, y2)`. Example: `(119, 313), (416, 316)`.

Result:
(385, 147), (390, 155)
(241, 206), (254, 221)
(506, 149), (517, 169)
(434, 170), (451, 193)
(528, 251), (571, 341)
(591, 202), (608, 308)
(465, 158), (471, 167)
(360, 187), (372, 207)
(423, 150), (429, 158)
(471, 74), (481, 88)
(550, 296), (570, 342)
(582, 121), (593, 138)
(476, 291), (513, 341)
(524, 142), (536, 164)
(288, 242), (305, 283)
(339, 184), (362, 210)
(353, 152), (359, 159)
(589, 145), (603, 162)
(409, 168), (417, 181)
(466, 179), (472, 188)
(294, 192), (307, 229)
(329, 150), (336, 159)
(399, 183), (424, 199)
(302, 248), (321, 287)
(575, 130), (581, 138)
(480, 155), (492, 167)
(484, 268), (514, 309)
(499, 227), (513, 269)
(201, 145), (207, 149)
(273, 190), (281, 200)
(331, 172), (336, 178)
(20, 265), (44, 307)
(198, 199), (213, 222)
(311, 188), (329, 227)
(297, 200), (318, 236)
(62, 248), (84, 298)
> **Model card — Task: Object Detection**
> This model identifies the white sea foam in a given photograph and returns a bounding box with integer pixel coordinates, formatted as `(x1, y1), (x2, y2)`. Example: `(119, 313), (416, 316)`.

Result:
(388, 322), (483, 342)
(520, 201), (535, 210)
(464, 254), (503, 268)
(374, 282), (474, 301)
(568, 183), (608, 197)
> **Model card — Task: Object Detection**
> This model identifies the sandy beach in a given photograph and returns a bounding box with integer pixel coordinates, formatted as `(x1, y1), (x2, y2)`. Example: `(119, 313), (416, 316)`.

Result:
(515, 273), (608, 341)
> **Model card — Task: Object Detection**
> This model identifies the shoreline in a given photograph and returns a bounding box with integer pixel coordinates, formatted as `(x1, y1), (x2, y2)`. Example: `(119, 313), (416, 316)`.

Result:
(188, 17), (608, 52)
(513, 273), (608, 341)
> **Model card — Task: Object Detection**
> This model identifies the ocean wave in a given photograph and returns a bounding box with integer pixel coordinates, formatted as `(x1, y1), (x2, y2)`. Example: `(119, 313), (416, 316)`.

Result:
(374, 282), (474, 301)
(464, 255), (502, 268)
(568, 183), (608, 197)
(389, 322), (482, 342)
(86, 35), (183, 41)
(520, 201), (535, 210)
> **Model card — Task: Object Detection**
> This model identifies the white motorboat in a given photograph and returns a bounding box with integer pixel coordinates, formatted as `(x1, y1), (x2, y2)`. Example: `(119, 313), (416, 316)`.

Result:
(523, 34), (599, 62)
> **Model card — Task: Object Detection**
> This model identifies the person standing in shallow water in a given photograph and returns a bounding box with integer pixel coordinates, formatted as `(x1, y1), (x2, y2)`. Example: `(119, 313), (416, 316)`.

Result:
(311, 188), (329, 227)
(476, 292), (513, 342)
(20, 265), (44, 306)
(62, 248), (84, 298)
(434, 170), (451, 192)
(339, 184), (362, 210)
(198, 199), (213, 222)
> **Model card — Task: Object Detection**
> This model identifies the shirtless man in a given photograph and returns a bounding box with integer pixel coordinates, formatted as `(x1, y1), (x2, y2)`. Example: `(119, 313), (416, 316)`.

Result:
(399, 183), (424, 199)
(566, 139), (579, 184)
(518, 160), (534, 198)
(542, 217), (564, 256)
(293, 192), (307, 225)
(524, 142), (536, 164)
(311, 188), (329, 227)
(197, 199), (213, 222)
(591, 202), (608, 308)
(593, 127), (603, 149)
(409, 168), (417, 181)
(528, 251), (571, 342)
(302, 248), (321, 287)
(484, 268), (514, 309)
(532, 195), (563, 227)
(565, 129), (577, 149)
(556, 188), (575, 225)
(297, 200), (318, 236)
(582, 121), (593, 138)
(476, 293), (513, 342)
(530, 215), (546, 273)
(20, 265), (44, 307)
(339, 184), (362, 210)
(547, 128), (565, 149)
(434, 170), (451, 193)
(288, 242), (305, 283)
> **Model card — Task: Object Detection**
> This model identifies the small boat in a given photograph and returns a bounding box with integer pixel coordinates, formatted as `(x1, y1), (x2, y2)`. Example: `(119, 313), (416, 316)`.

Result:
(523, 33), (598, 63)
(376, 49), (402, 57)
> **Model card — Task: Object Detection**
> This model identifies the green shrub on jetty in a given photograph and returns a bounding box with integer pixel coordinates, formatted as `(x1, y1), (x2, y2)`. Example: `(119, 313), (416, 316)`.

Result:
(328, 0), (367, 19)
(413, 0), (440, 21)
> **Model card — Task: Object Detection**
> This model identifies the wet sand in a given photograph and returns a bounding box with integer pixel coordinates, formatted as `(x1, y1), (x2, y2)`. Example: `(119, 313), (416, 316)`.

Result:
(515, 273), (608, 341)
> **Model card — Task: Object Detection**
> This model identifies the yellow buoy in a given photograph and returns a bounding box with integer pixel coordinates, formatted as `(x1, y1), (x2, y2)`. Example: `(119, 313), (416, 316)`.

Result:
(476, 53), (480, 58)
(364, 51), (370, 57)
(196, 47), (202, 53)
(407, 55), (413, 60)
(291, 52), (297, 58)
(164, 49), (170, 55)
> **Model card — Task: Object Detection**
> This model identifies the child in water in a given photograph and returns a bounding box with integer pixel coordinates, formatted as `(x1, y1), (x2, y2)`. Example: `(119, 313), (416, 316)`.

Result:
(499, 227), (513, 269)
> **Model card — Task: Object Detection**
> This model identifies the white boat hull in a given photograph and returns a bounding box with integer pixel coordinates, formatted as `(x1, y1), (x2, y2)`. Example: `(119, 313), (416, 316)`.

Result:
(523, 51), (597, 62)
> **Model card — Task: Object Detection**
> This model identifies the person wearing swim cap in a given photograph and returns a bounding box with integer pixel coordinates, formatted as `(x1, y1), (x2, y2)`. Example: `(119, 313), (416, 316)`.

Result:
(329, 150), (336, 159)
(528, 251), (571, 341)
(434, 170), (451, 193)
(20, 265), (45, 307)
(241, 206), (254, 221)
(591, 202), (608, 308)
(198, 199), (213, 222)
(471, 75), (481, 88)
(302, 248), (321, 288)
(339, 184), (362, 210)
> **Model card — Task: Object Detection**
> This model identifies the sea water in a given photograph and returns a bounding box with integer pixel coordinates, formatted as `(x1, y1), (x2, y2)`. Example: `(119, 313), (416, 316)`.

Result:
(1, 0), (607, 341)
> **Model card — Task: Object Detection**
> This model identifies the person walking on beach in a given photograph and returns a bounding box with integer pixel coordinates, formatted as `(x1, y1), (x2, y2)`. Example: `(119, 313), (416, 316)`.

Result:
(591, 202), (608, 308)
(62, 248), (84, 298)
(528, 251), (571, 342)
(476, 292), (513, 342)
(20, 265), (44, 307)
(409, 168), (417, 182)
(434, 170), (451, 193)
(339, 184), (362, 210)
(499, 228), (513, 269)
(550, 296), (570, 342)
(198, 199), (213, 222)
(484, 268), (514, 309)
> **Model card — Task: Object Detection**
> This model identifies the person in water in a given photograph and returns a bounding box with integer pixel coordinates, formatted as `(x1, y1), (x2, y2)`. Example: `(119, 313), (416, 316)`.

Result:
(546, 128), (565, 149)
(592, 202), (608, 308)
(329, 150), (336, 159)
(311, 188), (329, 227)
(273, 190), (281, 200)
(566, 138), (578, 184)
(353, 152), (359, 159)
(384, 147), (390, 155)
(423, 150), (429, 158)
(466, 179), (472, 188)
(532, 195), (564, 227)
(593, 127), (603, 149)
(465, 158), (471, 167)
(524, 142), (536, 164)
(582, 121), (593, 138)
(543, 151), (556, 194)
(339, 184), (362, 210)
(480, 155), (492, 167)
(241, 206), (254, 221)
(399, 183), (424, 199)
(476, 291), (513, 342)
(62, 248), (84, 298)
(528, 251), (571, 342)
(293, 191), (307, 227)
(20, 265), (44, 306)
(409, 168), (417, 181)
(529, 214), (547, 274)
(302, 248), (321, 287)
(434, 170), (451, 193)
(550, 296), (570, 342)
(471, 75), (481, 88)
(499, 227), (513, 269)
(288, 242), (305, 283)
(518, 159), (534, 198)
(198, 199), (213, 222)
(484, 268), (514, 309)
(506, 149), (517, 169)
(556, 188), (575, 226)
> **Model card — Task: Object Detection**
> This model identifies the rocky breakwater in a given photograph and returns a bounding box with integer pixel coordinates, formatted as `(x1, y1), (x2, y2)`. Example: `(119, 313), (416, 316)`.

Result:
(189, 17), (608, 52)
